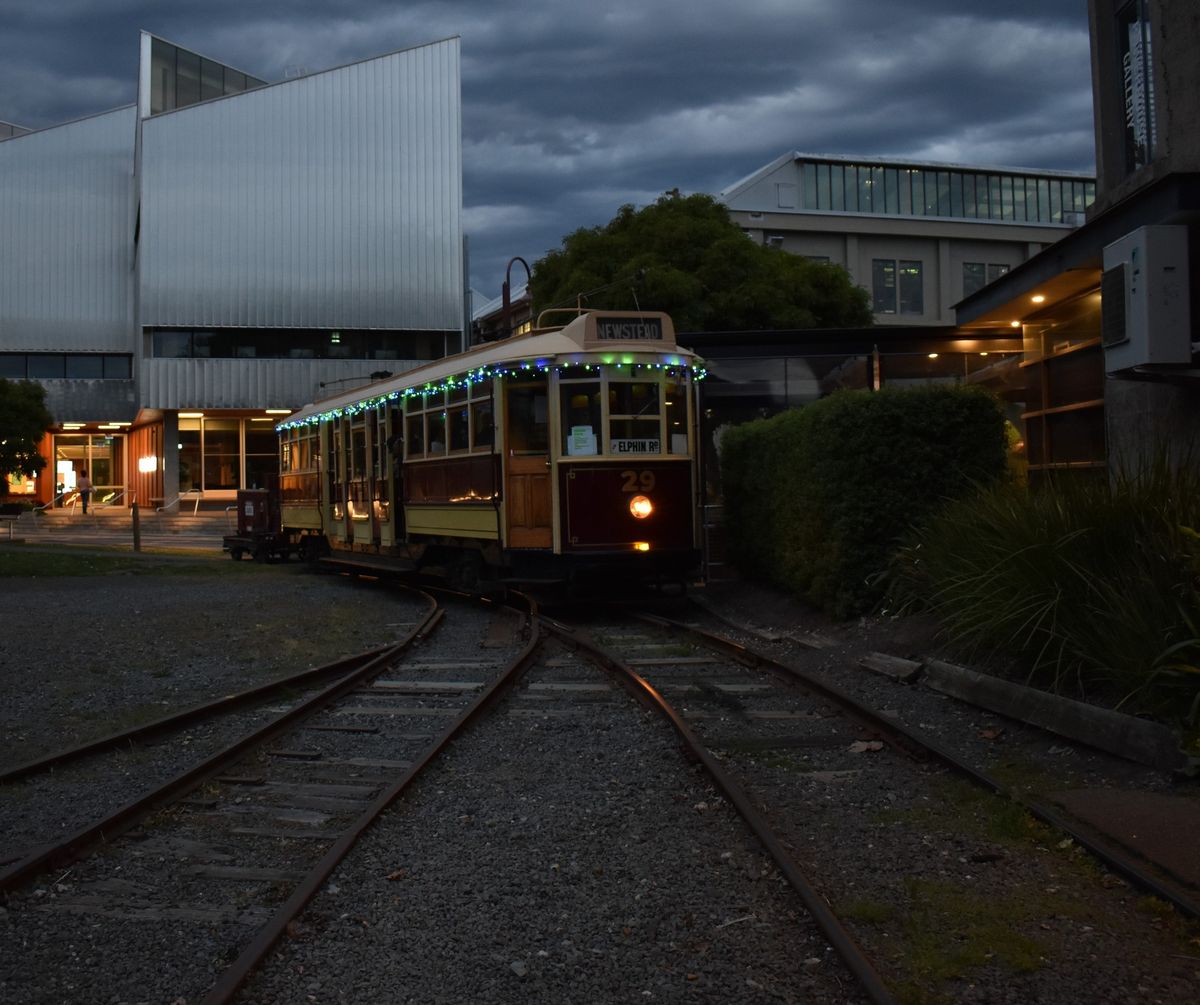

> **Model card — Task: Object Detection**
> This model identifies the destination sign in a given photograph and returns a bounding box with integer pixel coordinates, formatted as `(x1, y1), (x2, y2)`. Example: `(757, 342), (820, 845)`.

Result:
(596, 317), (664, 342)
(610, 438), (661, 454)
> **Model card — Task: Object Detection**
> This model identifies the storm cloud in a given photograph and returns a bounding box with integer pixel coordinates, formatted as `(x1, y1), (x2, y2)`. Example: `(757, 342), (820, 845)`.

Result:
(0, 0), (1095, 296)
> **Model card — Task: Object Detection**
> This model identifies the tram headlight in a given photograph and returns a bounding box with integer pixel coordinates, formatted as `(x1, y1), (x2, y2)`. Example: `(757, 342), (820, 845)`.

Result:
(629, 495), (653, 519)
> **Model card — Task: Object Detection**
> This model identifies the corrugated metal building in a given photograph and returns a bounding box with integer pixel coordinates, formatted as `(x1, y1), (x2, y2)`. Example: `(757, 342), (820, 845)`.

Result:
(1, 33), (464, 510)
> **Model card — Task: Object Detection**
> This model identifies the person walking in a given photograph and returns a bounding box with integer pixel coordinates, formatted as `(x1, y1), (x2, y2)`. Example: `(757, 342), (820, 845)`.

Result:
(77, 469), (93, 514)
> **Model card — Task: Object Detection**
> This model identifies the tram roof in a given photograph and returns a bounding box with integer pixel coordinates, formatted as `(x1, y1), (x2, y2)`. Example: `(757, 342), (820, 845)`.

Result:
(281, 310), (703, 429)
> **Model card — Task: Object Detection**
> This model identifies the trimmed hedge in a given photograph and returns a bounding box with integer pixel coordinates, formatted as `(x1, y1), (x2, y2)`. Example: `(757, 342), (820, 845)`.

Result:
(720, 385), (1008, 617)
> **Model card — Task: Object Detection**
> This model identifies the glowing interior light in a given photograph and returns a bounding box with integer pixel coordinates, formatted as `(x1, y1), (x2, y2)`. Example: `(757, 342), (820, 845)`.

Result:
(1031, 294), (1046, 303)
(629, 495), (653, 519)
(927, 353), (939, 359)
(1010, 321), (1021, 328)
(633, 542), (651, 552)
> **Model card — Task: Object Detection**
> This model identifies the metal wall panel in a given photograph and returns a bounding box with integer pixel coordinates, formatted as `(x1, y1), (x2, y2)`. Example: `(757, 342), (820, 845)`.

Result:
(139, 37), (463, 333)
(36, 380), (137, 424)
(0, 107), (135, 351)
(140, 357), (423, 410)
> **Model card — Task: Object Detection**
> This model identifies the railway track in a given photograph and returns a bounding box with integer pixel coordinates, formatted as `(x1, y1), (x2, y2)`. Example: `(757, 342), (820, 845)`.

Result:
(0, 589), (539, 1003)
(2, 585), (1196, 1003)
(538, 607), (1200, 1003)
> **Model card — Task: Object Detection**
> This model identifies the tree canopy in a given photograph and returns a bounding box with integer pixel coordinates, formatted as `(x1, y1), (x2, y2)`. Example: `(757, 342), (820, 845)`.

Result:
(529, 191), (872, 332)
(0, 379), (54, 496)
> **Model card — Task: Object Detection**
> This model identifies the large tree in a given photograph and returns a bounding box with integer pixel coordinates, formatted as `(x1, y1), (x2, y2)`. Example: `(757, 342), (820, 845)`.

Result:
(530, 191), (872, 331)
(0, 379), (54, 497)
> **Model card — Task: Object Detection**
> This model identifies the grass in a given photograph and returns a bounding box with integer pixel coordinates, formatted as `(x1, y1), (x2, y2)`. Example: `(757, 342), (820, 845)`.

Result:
(888, 877), (1048, 1004)
(876, 776), (1050, 848)
(0, 547), (272, 578)
(888, 451), (1200, 729)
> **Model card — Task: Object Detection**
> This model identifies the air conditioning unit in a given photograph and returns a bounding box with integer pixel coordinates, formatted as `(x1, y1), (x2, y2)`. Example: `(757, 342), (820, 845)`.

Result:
(1101, 225), (1191, 372)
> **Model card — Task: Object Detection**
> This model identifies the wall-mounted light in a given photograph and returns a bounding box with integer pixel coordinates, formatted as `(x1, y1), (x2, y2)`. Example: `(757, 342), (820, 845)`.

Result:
(1031, 294), (1046, 304)
(927, 353), (939, 359)
(138, 456), (158, 473)
(179, 411), (204, 418)
(1010, 321), (1021, 328)
(265, 409), (291, 415)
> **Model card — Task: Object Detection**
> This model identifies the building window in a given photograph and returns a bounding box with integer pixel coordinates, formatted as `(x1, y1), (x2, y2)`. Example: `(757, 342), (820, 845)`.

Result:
(1118, 0), (1157, 173)
(963, 262), (1012, 298)
(873, 260), (923, 315)
(148, 327), (448, 361)
(148, 37), (266, 116)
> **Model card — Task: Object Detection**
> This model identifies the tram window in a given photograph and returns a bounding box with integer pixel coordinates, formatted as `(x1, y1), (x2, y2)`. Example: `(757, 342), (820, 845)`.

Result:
(405, 414), (424, 458)
(665, 381), (688, 454)
(561, 382), (600, 456)
(506, 381), (548, 455)
(427, 411), (447, 455)
(471, 399), (494, 449)
(609, 381), (660, 417)
(448, 404), (470, 452)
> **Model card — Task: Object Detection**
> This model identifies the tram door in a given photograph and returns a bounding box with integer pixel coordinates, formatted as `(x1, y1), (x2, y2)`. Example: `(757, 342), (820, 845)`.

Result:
(503, 377), (552, 548)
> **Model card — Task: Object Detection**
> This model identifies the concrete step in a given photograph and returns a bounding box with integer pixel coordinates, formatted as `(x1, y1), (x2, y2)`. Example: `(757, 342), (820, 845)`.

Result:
(28, 512), (235, 535)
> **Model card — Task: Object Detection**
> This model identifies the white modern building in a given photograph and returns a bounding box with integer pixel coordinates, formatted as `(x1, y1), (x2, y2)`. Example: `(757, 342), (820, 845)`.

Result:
(0, 33), (464, 510)
(720, 152), (1096, 326)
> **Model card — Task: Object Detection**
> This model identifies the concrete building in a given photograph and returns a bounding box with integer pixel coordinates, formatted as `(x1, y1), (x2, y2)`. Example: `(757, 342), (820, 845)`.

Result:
(1, 33), (464, 509)
(956, 0), (1199, 482)
(720, 152), (1095, 326)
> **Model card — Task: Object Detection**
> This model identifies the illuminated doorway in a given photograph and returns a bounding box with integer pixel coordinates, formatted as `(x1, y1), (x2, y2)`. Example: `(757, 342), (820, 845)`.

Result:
(53, 434), (126, 507)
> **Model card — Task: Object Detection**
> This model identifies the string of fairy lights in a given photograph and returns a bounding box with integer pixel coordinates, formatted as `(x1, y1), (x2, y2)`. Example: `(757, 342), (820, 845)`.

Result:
(276, 357), (708, 431)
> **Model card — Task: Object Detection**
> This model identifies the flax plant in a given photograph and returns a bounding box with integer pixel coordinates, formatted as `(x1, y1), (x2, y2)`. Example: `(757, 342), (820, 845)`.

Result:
(889, 450), (1200, 727)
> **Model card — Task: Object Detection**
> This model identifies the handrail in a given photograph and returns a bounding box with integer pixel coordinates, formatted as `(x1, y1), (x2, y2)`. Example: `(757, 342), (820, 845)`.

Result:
(34, 491), (75, 514)
(95, 489), (127, 510)
(156, 489), (203, 516)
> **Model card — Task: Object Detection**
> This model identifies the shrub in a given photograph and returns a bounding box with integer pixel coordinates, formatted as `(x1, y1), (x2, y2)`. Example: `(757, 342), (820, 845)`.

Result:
(721, 385), (1008, 617)
(889, 453), (1200, 726)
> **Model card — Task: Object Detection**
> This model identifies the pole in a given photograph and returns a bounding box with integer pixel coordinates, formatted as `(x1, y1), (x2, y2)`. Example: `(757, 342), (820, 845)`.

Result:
(131, 500), (141, 553)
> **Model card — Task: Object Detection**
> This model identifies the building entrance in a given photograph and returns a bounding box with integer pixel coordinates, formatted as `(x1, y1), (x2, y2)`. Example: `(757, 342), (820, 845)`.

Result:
(53, 434), (126, 507)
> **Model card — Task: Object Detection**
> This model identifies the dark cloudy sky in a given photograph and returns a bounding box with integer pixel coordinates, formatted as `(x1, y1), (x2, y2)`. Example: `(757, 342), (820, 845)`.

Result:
(0, 1), (1096, 298)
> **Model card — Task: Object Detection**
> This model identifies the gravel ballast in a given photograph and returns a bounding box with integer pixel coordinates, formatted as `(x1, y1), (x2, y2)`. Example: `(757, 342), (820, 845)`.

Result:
(1, 554), (1197, 1003)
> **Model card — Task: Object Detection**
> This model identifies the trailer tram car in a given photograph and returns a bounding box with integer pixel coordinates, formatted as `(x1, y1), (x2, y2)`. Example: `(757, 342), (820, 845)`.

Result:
(275, 310), (706, 593)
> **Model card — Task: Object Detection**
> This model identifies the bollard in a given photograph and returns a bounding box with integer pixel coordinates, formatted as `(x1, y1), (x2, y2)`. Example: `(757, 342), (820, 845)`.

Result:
(131, 500), (141, 552)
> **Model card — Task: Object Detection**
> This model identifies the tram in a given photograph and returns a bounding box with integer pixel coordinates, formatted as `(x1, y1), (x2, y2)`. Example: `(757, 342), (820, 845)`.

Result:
(275, 309), (706, 592)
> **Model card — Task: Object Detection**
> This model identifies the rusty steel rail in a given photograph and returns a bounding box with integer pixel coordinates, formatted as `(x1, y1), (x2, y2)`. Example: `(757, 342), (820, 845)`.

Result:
(0, 589), (442, 894)
(201, 592), (543, 1004)
(643, 610), (1200, 923)
(0, 643), (409, 786)
(543, 618), (899, 1005)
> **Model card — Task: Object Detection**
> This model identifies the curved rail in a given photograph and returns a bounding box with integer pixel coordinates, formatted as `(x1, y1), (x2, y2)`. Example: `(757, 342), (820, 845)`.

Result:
(643, 610), (1200, 922)
(0, 588), (442, 894)
(0, 642), (411, 785)
(542, 618), (898, 1005)
(201, 591), (543, 1004)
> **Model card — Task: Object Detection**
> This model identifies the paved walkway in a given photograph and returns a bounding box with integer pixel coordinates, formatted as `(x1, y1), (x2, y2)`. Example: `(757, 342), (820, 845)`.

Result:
(0, 523), (225, 554)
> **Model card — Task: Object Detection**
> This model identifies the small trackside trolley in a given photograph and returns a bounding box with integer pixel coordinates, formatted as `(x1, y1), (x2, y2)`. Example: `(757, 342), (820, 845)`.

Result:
(275, 309), (707, 594)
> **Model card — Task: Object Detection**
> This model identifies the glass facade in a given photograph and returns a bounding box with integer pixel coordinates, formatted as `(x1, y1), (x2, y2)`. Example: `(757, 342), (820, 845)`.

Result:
(0, 354), (132, 379)
(799, 159), (1095, 224)
(149, 328), (449, 362)
(178, 416), (279, 493)
(149, 38), (266, 116)
(53, 434), (125, 505)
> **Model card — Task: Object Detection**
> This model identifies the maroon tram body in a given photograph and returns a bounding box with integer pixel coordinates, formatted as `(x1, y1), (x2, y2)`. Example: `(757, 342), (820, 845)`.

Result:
(273, 310), (706, 594)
